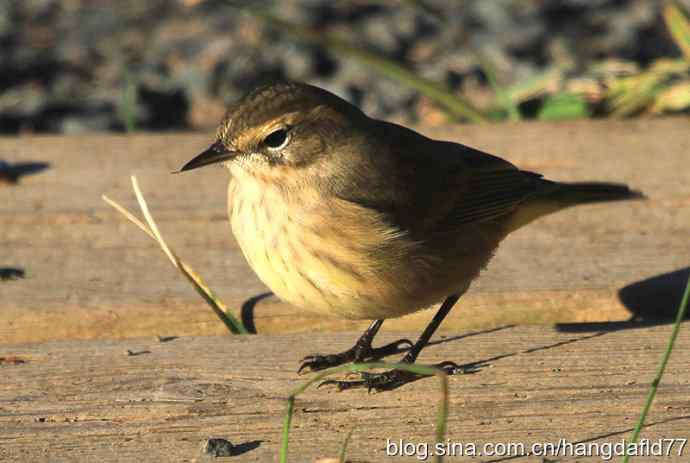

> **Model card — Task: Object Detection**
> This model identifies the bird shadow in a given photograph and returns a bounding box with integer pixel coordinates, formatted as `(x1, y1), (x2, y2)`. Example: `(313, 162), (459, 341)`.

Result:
(556, 266), (690, 333)
(1, 267), (25, 281)
(0, 160), (50, 184)
(434, 330), (608, 379)
(203, 438), (262, 457)
(619, 266), (690, 322)
(428, 324), (516, 347)
(228, 440), (262, 457)
(240, 291), (273, 334)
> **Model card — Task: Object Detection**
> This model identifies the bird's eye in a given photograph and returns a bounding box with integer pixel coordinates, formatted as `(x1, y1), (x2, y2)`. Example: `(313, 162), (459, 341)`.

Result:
(263, 128), (289, 150)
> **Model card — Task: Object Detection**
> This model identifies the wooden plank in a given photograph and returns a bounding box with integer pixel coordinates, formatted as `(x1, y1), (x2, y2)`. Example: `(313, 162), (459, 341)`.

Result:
(1, 326), (689, 462)
(2, 118), (689, 343)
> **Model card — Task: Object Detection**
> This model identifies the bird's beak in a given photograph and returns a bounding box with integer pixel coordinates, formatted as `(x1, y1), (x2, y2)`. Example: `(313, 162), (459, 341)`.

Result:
(176, 141), (237, 173)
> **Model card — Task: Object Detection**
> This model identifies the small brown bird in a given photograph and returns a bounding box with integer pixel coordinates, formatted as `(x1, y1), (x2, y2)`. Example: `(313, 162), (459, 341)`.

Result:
(180, 82), (643, 391)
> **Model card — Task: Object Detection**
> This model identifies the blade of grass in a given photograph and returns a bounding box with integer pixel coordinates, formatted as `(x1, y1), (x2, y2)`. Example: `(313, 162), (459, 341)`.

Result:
(102, 177), (249, 334)
(246, 9), (488, 124)
(622, 273), (690, 462)
(663, 2), (690, 62)
(102, 195), (156, 240)
(131, 176), (176, 265)
(338, 428), (354, 463)
(120, 70), (137, 132)
(128, 177), (246, 333)
(280, 361), (449, 463)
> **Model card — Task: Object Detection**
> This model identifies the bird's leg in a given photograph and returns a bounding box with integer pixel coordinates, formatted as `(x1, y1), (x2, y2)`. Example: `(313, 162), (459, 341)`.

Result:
(298, 319), (413, 374)
(322, 293), (463, 392)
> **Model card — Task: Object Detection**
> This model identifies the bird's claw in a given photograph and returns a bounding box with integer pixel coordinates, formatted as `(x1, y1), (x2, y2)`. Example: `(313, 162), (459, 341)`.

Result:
(297, 338), (414, 374)
(298, 352), (352, 375)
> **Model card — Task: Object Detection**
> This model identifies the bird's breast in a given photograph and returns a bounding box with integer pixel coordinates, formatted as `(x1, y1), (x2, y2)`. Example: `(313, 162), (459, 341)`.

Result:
(228, 174), (393, 319)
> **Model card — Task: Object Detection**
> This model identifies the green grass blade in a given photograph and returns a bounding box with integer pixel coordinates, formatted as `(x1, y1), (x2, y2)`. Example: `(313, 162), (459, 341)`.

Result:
(622, 273), (690, 462)
(663, 3), (690, 62)
(338, 428), (354, 463)
(249, 11), (488, 124)
(279, 362), (449, 463)
(279, 397), (295, 463)
(120, 71), (137, 132)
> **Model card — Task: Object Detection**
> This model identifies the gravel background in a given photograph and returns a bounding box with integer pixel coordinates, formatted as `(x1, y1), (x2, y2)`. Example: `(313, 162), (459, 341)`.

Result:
(1, 0), (689, 133)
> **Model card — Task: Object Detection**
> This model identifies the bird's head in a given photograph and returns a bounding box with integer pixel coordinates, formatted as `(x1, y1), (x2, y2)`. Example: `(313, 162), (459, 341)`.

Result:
(179, 82), (368, 182)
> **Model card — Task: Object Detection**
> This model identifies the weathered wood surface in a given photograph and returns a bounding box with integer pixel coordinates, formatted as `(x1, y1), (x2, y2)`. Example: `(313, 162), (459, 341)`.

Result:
(1, 326), (689, 462)
(2, 118), (689, 344)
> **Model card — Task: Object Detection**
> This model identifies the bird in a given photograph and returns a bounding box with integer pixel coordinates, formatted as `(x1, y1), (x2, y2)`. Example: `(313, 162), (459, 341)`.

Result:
(179, 82), (643, 391)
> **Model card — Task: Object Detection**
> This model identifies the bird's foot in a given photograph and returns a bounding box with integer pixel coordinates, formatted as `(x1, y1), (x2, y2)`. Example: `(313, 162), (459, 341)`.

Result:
(319, 361), (464, 393)
(298, 338), (413, 374)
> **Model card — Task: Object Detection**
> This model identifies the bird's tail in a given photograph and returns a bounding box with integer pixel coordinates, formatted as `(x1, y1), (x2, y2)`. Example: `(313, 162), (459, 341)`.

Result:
(506, 179), (645, 233)
(540, 180), (645, 206)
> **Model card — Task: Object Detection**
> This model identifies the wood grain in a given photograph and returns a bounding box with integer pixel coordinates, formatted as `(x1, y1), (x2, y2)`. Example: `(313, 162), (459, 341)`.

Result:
(1, 118), (689, 343)
(1, 326), (689, 462)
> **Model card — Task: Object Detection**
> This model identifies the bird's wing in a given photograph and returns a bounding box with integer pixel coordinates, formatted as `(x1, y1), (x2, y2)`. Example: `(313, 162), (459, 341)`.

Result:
(441, 142), (544, 226)
(330, 121), (545, 236)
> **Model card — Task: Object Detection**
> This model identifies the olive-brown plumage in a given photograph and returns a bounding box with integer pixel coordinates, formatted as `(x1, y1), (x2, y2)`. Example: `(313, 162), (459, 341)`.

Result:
(181, 82), (643, 391)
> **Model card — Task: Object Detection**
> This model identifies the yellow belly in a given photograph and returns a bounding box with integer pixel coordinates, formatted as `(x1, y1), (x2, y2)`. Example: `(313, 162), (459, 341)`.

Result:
(228, 175), (393, 319)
